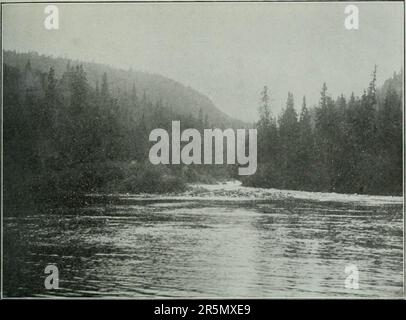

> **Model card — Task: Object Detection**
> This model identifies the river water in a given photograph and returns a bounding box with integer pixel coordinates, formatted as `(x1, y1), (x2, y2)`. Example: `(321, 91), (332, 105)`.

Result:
(3, 183), (404, 298)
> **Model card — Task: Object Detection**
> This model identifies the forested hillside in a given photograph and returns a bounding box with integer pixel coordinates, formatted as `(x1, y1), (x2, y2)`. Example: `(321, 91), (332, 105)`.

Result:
(4, 50), (246, 129)
(244, 68), (403, 196)
(3, 52), (236, 206)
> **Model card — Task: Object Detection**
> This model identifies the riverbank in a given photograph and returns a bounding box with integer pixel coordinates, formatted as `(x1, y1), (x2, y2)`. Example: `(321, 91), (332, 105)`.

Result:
(88, 180), (403, 207)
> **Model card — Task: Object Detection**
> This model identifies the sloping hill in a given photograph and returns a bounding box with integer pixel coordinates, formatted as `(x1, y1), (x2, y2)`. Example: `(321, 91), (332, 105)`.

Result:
(3, 50), (248, 128)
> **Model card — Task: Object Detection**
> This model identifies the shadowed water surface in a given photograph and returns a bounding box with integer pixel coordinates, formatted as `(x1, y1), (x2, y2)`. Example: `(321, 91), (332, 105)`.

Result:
(4, 196), (403, 298)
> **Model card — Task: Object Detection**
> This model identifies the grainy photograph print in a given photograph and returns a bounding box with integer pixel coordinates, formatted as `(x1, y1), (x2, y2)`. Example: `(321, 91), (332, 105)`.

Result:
(1, 1), (404, 301)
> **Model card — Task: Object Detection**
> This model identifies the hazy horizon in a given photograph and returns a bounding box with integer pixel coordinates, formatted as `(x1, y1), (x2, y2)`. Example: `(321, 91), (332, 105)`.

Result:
(3, 2), (403, 122)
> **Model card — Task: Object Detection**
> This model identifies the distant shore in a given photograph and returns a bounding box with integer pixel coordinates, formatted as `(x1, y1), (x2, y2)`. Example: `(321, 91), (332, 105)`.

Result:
(87, 180), (403, 207)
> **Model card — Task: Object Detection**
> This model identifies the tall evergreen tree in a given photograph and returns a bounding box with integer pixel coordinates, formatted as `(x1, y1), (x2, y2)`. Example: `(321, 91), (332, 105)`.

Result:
(297, 96), (314, 189)
(279, 92), (299, 188)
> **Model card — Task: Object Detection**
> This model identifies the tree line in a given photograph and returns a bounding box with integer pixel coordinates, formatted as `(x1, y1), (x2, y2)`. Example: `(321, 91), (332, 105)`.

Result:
(243, 67), (402, 195)
(3, 60), (402, 207)
(4, 60), (228, 206)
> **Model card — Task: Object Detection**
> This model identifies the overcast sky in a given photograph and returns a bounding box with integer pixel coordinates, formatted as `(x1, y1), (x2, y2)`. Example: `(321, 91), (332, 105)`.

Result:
(3, 2), (404, 122)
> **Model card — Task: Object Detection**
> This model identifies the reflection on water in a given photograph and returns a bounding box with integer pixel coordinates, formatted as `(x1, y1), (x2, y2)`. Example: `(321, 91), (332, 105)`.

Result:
(4, 198), (403, 298)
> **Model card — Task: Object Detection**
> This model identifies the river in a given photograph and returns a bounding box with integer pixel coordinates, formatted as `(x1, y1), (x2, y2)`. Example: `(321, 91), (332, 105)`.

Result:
(3, 182), (404, 298)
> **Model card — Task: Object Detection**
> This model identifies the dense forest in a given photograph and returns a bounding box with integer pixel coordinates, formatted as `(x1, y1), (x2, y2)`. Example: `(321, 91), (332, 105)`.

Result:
(4, 52), (235, 206)
(3, 51), (403, 208)
(244, 67), (403, 196)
